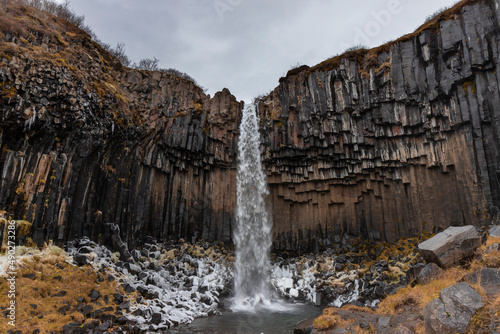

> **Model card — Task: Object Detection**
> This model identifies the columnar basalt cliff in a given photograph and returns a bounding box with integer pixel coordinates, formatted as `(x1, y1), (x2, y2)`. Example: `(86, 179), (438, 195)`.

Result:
(0, 2), (242, 248)
(258, 0), (500, 250)
(2, 0), (500, 252)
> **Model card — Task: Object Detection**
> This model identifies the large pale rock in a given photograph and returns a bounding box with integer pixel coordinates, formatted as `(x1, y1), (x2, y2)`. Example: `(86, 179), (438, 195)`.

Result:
(490, 225), (500, 238)
(418, 226), (480, 268)
(424, 283), (485, 334)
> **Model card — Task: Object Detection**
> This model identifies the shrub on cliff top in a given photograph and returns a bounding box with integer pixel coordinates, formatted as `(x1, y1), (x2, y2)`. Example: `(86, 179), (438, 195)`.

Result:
(2, 0), (205, 90)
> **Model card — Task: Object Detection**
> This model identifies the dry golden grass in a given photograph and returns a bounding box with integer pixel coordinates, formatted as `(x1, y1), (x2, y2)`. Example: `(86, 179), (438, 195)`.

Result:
(378, 234), (500, 319)
(0, 244), (123, 334)
(378, 266), (468, 315)
(313, 308), (355, 331)
(340, 304), (376, 314)
(0, 0), (144, 129)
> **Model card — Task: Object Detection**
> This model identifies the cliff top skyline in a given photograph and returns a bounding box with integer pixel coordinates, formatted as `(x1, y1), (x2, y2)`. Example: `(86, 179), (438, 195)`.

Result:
(55, 0), (457, 102)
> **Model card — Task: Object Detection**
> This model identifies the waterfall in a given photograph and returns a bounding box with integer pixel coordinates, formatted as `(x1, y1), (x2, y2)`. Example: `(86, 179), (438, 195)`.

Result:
(232, 103), (273, 310)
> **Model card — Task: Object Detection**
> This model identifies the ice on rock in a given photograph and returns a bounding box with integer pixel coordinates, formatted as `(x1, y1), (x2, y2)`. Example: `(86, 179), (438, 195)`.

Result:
(289, 288), (299, 298)
(67, 239), (232, 328)
(283, 278), (294, 289)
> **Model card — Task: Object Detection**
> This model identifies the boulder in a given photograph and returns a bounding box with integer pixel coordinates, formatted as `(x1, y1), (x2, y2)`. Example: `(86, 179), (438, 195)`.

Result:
(418, 226), (480, 267)
(490, 225), (500, 238)
(151, 312), (162, 325)
(88, 289), (100, 302)
(377, 316), (391, 327)
(95, 320), (111, 332)
(424, 283), (484, 333)
(485, 243), (499, 253)
(462, 268), (500, 298)
(105, 223), (133, 262)
(74, 254), (88, 266)
(294, 317), (314, 334)
(417, 263), (443, 285)
(125, 263), (142, 275)
(406, 263), (426, 284)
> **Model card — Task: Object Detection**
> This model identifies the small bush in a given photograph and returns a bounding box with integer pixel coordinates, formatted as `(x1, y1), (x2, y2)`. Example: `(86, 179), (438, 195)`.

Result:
(313, 308), (354, 331)
(134, 57), (160, 71)
(344, 44), (368, 53)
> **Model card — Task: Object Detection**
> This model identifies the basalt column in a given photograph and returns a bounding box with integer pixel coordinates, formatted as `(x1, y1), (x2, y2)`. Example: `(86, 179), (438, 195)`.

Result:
(258, 0), (500, 251)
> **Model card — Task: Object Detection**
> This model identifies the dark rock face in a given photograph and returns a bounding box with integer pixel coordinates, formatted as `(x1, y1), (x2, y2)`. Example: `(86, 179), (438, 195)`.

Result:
(2, 0), (500, 251)
(0, 9), (242, 250)
(257, 0), (500, 250)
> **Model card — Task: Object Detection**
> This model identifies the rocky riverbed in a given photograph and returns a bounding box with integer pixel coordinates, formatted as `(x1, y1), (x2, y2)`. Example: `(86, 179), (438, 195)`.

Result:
(3, 225), (498, 333)
(56, 233), (426, 333)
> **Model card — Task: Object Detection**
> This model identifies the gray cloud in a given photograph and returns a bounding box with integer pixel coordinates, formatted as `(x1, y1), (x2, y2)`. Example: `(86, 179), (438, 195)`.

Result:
(64, 0), (458, 102)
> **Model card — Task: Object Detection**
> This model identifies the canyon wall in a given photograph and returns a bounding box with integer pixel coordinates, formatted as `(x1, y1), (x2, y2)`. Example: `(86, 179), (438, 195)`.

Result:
(0, 4), (242, 248)
(2, 0), (500, 251)
(258, 0), (500, 250)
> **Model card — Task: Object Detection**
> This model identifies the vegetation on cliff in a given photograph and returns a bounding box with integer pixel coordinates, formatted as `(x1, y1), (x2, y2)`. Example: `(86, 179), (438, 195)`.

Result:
(284, 0), (482, 79)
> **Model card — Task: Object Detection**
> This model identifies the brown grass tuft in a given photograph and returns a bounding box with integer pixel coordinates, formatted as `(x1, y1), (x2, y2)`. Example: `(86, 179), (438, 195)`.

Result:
(0, 246), (124, 333)
(313, 308), (355, 331)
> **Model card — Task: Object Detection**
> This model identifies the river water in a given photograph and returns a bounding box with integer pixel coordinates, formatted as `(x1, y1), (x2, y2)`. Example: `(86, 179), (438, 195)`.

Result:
(170, 300), (322, 334)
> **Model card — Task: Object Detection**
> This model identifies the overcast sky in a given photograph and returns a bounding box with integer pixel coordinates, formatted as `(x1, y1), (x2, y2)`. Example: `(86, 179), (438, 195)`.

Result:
(60, 0), (458, 102)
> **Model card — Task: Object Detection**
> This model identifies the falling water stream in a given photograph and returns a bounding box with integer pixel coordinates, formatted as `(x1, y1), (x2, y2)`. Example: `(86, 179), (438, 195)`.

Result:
(232, 103), (273, 310)
(176, 104), (321, 334)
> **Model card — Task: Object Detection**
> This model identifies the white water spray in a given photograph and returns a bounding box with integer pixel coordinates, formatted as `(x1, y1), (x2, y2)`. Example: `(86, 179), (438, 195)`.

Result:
(232, 103), (273, 311)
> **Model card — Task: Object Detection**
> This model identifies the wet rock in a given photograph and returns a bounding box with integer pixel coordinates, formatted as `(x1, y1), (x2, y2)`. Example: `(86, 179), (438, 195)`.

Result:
(294, 317), (314, 334)
(101, 314), (117, 323)
(74, 254), (88, 266)
(418, 226), (480, 268)
(121, 283), (135, 293)
(78, 246), (93, 254)
(151, 312), (162, 325)
(424, 283), (484, 333)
